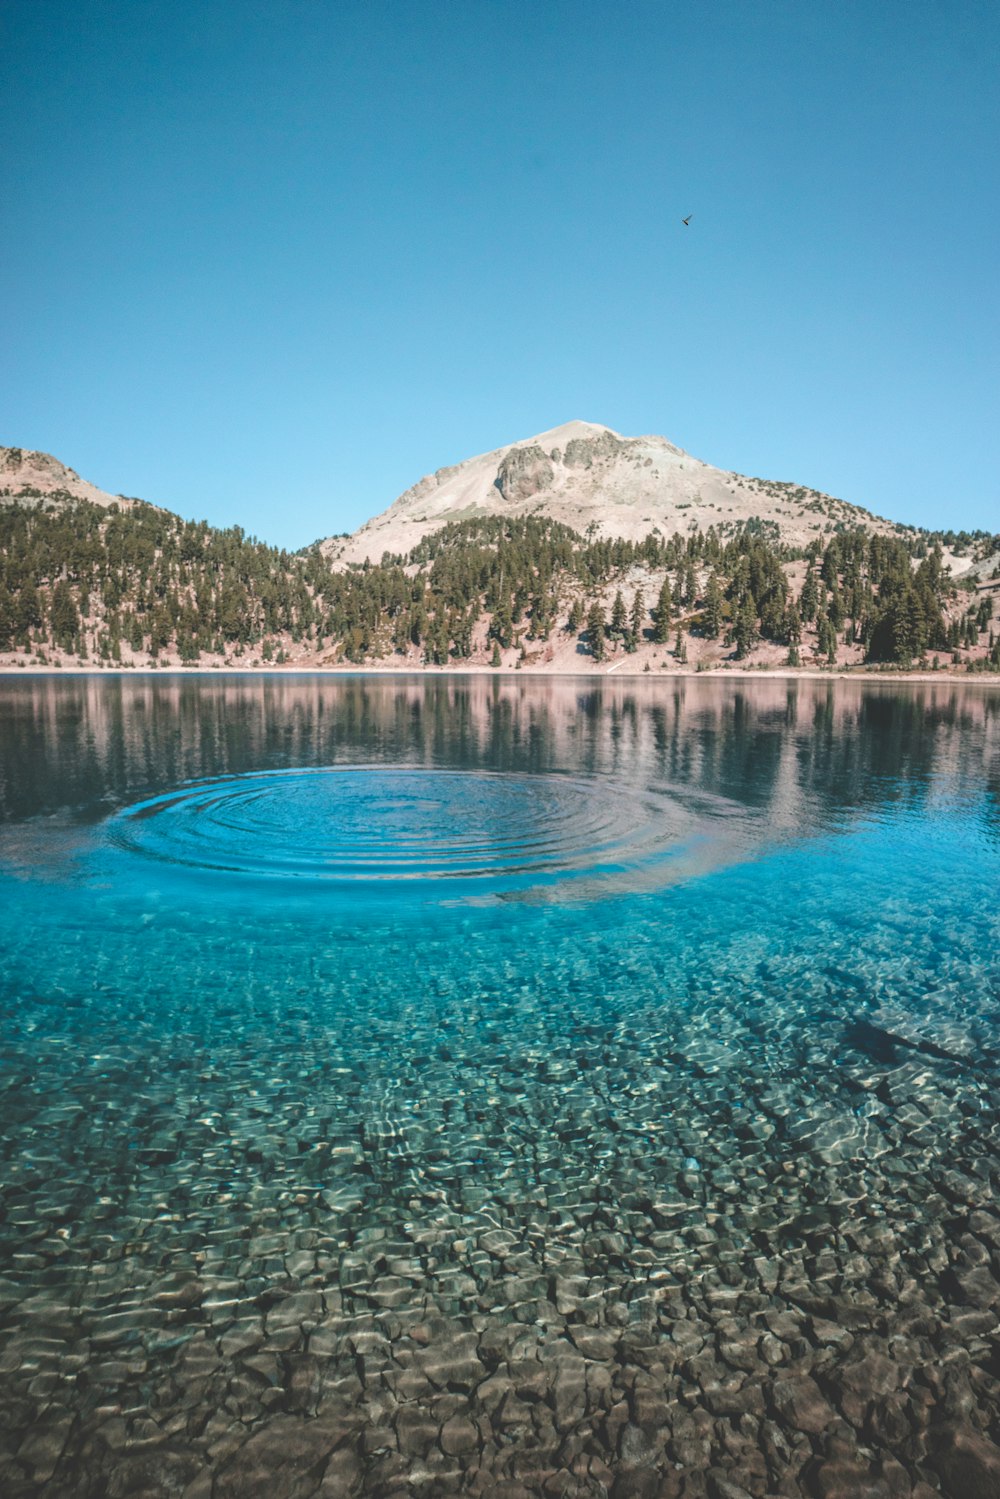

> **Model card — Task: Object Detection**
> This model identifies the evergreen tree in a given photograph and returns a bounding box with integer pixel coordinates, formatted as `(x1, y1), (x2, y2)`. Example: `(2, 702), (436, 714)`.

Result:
(784, 598), (801, 645)
(0, 496), (960, 674)
(0, 585), (14, 651)
(610, 589), (627, 641)
(489, 597), (514, 648)
(423, 613), (450, 665)
(702, 572), (723, 637)
(454, 609), (474, 658)
(733, 597), (758, 659)
(828, 582), (844, 630)
(625, 588), (644, 651)
(14, 580), (42, 641)
(49, 581), (79, 648)
(653, 576), (673, 643)
(815, 612), (839, 663)
(587, 600), (606, 661)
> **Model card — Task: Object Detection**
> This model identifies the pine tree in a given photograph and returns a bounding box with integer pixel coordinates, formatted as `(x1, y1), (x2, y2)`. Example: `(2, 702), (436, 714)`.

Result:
(675, 628), (688, 663)
(630, 588), (645, 641)
(683, 563), (697, 607)
(0, 495), (962, 675)
(423, 613), (450, 665)
(815, 612), (839, 662)
(828, 582), (844, 630)
(49, 582), (80, 649)
(653, 576), (673, 643)
(703, 572), (723, 637)
(0, 585), (14, 651)
(784, 598), (801, 645)
(610, 589), (627, 641)
(587, 601), (606, 662)
(491, 640), (502, 667)
(733, 598), (758, 659)
(490, 597), (514, 648)
(14, 581), (42, 642)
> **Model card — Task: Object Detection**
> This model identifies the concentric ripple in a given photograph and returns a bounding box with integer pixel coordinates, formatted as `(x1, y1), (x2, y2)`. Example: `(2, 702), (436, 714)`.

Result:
(106, 766), (745, 896)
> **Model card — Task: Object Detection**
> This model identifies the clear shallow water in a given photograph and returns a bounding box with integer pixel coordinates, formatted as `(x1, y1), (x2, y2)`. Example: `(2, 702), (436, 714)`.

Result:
(1, 675), (999, 1498)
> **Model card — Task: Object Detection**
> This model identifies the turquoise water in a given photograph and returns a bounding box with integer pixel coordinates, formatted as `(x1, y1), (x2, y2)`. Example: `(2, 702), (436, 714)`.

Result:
(1, 675), (999, 1497)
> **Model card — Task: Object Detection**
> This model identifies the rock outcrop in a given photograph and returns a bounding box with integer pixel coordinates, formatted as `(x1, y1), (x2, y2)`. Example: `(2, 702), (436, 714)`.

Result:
(495, 444), (555, 501)
(0, 447), (138, 510)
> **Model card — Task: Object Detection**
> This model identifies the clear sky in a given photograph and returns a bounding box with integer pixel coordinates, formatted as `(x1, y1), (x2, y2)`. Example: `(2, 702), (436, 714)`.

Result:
(2, 0), (997, 549)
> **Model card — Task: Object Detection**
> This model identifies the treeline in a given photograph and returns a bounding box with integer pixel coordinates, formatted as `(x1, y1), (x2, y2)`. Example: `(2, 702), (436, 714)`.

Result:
(1, 499), (997, 671)
(0, 502), (314, 662)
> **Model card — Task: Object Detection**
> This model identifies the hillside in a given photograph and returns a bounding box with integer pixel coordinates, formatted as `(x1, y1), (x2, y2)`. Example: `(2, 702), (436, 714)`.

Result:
(322, 420), (909, 566)
(0, 437), (997, 677)
(0, 447), (146, 511)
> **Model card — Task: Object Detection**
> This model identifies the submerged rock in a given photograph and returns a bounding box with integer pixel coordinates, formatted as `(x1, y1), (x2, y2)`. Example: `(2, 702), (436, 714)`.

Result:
(929, 1422), (1000, 1499)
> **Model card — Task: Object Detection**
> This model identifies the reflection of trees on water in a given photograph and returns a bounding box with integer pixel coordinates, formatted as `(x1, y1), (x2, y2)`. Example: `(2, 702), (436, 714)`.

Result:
(1, 674), (998, 838)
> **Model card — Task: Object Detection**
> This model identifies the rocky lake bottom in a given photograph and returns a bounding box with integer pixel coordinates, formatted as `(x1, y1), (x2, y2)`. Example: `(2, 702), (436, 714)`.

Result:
(0, 675), (999, 1499)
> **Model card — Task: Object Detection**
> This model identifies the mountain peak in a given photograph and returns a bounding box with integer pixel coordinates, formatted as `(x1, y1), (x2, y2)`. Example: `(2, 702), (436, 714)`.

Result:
(514, 419), (621, 447)
(320, 420), (880, 564)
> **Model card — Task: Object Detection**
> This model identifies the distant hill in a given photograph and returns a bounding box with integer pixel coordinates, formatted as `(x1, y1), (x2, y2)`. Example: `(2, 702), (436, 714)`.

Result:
(321, 420), (910, 565)
(0, 447), (150, 511)
(1, 433), (997, 676)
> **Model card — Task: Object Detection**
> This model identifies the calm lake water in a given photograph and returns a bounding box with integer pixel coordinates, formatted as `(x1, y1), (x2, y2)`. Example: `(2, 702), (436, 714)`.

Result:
(1, 674), (999, 1498)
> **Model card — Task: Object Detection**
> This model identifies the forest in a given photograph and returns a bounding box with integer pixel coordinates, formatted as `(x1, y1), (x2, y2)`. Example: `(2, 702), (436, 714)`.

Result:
(0, 496), (997, 672)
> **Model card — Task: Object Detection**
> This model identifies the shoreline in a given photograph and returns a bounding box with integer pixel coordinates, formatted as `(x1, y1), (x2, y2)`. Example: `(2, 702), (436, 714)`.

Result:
(2, 663), (999, 685)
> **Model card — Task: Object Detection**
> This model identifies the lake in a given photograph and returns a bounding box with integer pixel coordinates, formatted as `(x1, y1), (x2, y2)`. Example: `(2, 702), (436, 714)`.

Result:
(1, 674), (999, 1498)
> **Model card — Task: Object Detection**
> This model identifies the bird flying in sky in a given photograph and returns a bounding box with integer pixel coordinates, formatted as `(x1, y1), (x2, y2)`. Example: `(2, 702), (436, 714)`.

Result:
(682, 215), (692, 226)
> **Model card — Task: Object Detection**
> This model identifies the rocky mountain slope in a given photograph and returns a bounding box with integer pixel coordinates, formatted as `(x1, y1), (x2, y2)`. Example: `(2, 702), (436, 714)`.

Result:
(0, 447), (144, 511)
(322, 420), (906, 566)
(2, 431), (996, 676)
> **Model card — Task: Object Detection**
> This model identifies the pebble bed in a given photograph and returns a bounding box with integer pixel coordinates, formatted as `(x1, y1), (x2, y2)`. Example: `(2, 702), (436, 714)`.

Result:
(0, 675), (999, 1499)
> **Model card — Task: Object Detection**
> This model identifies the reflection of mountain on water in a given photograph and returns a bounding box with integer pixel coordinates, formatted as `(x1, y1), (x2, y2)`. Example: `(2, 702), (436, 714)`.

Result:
(1, 675), (999, 843)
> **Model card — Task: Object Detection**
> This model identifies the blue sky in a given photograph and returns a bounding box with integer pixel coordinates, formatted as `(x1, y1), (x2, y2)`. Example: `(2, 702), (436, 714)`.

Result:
(2, 0), (997, 548)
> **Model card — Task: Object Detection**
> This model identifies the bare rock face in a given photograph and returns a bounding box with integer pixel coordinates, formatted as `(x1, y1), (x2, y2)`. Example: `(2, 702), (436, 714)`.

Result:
(0, 447), (91, 496)
(494, 444), (555, 502)
(394, 473), (438, 508)
(0, 446), (133, 510)
(564, 429), (627, 469)
(1, 448), (76, 485)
